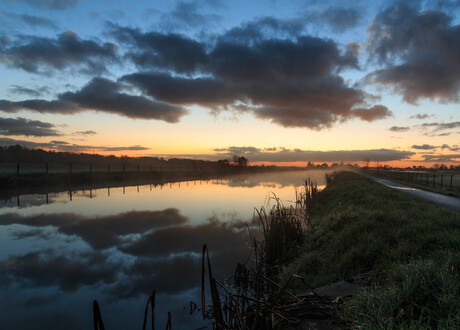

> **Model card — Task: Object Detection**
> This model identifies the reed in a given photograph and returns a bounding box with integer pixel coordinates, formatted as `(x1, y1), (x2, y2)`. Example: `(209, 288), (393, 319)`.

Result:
(93, 300), (105, 330)
(199, 179), (322, 329)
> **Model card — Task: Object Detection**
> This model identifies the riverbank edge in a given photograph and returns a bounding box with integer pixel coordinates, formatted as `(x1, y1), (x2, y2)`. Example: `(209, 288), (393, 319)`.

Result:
(279, 171), (460, 328)
(0, 166), (305, 198)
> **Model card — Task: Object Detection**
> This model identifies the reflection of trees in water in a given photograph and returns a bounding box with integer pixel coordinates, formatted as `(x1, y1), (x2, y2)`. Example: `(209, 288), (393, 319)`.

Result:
(221, 170), (332, 188)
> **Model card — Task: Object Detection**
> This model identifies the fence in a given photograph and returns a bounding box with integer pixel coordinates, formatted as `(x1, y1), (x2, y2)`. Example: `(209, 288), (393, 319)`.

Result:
(368, 169), (460, 192)
(0, 162), (213, 176)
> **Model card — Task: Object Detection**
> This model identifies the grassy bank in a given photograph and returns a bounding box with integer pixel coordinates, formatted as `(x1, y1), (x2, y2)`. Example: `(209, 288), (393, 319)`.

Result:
(281, 171), (460, 328)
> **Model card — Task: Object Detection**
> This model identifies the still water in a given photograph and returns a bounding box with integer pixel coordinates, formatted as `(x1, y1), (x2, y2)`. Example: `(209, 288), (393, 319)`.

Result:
(0, 170), (327, 329)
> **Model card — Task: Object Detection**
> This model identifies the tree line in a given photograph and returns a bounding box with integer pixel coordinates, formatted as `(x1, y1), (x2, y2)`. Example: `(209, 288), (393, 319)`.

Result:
(0, 145), (251, 169)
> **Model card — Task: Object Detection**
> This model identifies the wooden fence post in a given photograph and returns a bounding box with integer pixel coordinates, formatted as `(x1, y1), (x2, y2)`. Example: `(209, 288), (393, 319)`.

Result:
(441, 174), (443, 190)
(433, 174), (435, 187)
(90, 163), (92, 173)
(450, 175), (453, 190)
(107, 164), (110, 173)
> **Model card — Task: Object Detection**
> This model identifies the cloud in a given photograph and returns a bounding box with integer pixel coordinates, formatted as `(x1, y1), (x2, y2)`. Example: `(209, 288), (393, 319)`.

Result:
(412, 144), (437, 150)
(19, 0), (81, 10)
(419, 154), (460, 163)
(0, 210), (250, 301)
(219, 16), (307, 43)
(111, 215), (252, 298)
(409, 113), (433, 120)
(389, 126), (410, 132)
(0, 250), (117, 292)
(74, 130), (96, 135)
(421, 121), (460, 131)
(351, 105), (392, 122)
(0, 117), (61, 136)
(1, 17), (391, 129)
(411, 143), (459, 151)
(160, 0), (221, 29)
(307, 6), (363, 31)
(119, 28), (389, 129)
(0, 77), (189, 122)
(0, 137), (150, 152)
(108, 24), (208, 73)
(8, 85), (51, 97)
(366, 3), (460, 103)
(0, 31), (117, 74)
(169, 146), (415, 162)
(0, 209), (188, 250)
(0, 11), (58, 29)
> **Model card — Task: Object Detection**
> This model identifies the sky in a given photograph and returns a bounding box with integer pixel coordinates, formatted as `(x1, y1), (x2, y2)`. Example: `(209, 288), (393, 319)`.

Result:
(0, 0), (459, 167)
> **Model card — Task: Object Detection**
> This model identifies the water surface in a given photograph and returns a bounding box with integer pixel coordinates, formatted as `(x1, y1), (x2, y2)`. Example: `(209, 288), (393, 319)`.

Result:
(0, 170), (327, 329)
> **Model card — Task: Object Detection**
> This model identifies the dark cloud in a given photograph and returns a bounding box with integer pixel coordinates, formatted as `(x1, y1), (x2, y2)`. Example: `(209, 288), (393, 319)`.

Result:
(108, 24), (208, 73)
(409, 113), (433, 120)
(121, 216), (249, 257)
(1, 17), (390, 129)
(0, 31), (117, 74)
(425, 0), (460, 10)
(412, 144), (437, 150)
(102, 145), (150, 152)
(8, 85), (51, 97)
(120, 32), (388, 129)
(0, 250), (116, 292)
(122, 72), (240, 108)
(389, 126), (410, 132)
(411, 143), (459, 151)
(19, 0), (81, 10)
(419, 153), (460, 163)
(0, 99), (79, 113)
(0, 209), (188, 250)
(220, 16), (307, 43)
(0, 211), (250, 301)
(59, 77), (188, 122)
(351, 105), (392, 122)
(161, 0), (221, 29)
(0, 11), (58, 29)
(111, 216), (252, 298)
(421, 121), (460, 131)
(171, 146), (415, 162)
(0, 137), (150, 153)
(441, 144), (459, 151)
(366, 4), (460, 103)
(307, 6), (363, 31)
(74, 130), (96, 135)
(0, 77), (188, 122)
(0, 117), (61, 136)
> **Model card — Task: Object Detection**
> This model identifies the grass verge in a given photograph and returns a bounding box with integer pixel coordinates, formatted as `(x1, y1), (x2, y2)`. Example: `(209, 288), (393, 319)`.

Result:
(281, 171), (460, 328)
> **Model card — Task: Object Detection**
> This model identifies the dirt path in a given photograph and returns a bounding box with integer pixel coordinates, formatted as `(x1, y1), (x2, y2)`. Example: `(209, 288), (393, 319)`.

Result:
(364, 174), (460, 212)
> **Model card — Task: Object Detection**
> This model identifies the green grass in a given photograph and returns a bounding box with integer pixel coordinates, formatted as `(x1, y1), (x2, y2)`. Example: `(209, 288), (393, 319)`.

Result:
(280, 171), (460, 328)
